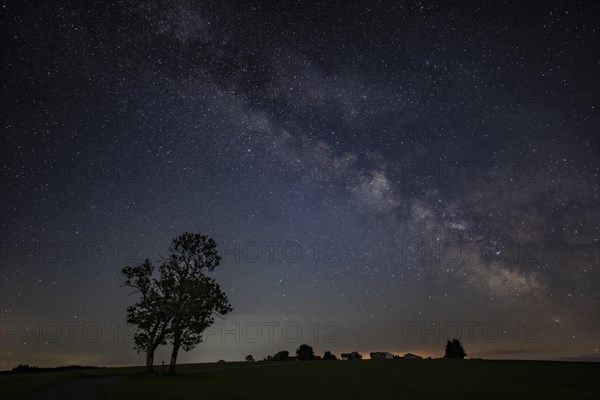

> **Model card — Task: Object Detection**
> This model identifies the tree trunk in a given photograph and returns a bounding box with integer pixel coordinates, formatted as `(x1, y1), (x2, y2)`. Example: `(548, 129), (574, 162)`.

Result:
(168, 335), (181, 375)
(145, 347), (155, 373)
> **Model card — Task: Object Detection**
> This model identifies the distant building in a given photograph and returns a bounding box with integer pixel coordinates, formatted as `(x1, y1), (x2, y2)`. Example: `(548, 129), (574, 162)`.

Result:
(341, 351), (363, 360)
(370, 351), (394, 359)
(404, 353), (422, 359)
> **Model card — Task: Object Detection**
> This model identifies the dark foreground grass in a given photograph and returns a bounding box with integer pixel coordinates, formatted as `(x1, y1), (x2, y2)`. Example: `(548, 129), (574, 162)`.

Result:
(107, 360), (599, 400)
(0, 370), (78, 400)
(0, 365), (143, 400)
(0, 362), (248, 400)
(2, 360), (597, 400)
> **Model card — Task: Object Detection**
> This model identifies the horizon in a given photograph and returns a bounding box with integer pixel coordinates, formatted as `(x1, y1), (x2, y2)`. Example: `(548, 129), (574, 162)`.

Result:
(3, 354), (600, 373)
(2, 338), (599, 371)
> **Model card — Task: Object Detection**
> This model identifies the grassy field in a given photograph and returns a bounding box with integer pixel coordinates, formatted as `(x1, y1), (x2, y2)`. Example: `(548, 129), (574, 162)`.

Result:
(0, 363), (246, 399)
(0, 366), (146, 400)
(1, 360), (598, 400)
(105, 360), (599, 400)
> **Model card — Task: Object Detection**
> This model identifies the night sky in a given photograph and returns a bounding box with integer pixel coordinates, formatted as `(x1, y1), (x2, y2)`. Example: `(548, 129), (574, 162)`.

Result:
(1, 1), (598, 369)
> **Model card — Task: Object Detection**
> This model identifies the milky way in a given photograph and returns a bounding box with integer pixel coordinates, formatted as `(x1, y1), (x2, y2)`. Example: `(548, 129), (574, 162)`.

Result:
(1, 1), (598, 368)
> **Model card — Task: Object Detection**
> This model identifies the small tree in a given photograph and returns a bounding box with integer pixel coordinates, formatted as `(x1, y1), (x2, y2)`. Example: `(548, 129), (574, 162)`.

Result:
(122, 259), (172, 373)
(296, 344), (315, 360)
(455, 339), (467, 358)
(444, 339), (467, 359)
(323, 351), (337, 360)
(245, 354), (255, 362)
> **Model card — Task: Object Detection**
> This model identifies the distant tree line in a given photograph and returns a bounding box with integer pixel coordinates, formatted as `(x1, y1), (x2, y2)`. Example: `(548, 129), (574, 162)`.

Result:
(258, 339), (468, 362)
(262, 345), (339, 361)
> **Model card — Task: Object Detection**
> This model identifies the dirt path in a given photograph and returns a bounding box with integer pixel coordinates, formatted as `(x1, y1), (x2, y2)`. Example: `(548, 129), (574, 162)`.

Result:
(19, 375), (126, 400)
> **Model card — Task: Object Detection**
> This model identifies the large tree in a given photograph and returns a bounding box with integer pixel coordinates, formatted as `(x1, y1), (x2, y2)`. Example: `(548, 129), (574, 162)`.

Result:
(122, 233), (232, 374)
(161, 232), (232, 374)
(122, 259), (172, 373)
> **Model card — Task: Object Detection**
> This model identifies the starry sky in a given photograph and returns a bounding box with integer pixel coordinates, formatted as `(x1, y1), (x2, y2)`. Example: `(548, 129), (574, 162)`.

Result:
(1, 1), (598, 369)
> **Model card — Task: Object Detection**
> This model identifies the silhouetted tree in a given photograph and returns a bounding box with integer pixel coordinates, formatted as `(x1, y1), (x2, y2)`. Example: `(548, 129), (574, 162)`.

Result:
(323, 351), (337, 360)
(122, 259), (172, 373)
(444, 340), (453, 358)
(273, 351), (289, 361)
(296, 344), (315, 360)
(245, 354), (255, 362)
(455, 339), (467, 358)
(162, 233), (232, 374)
(444, 339), (467, 359)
